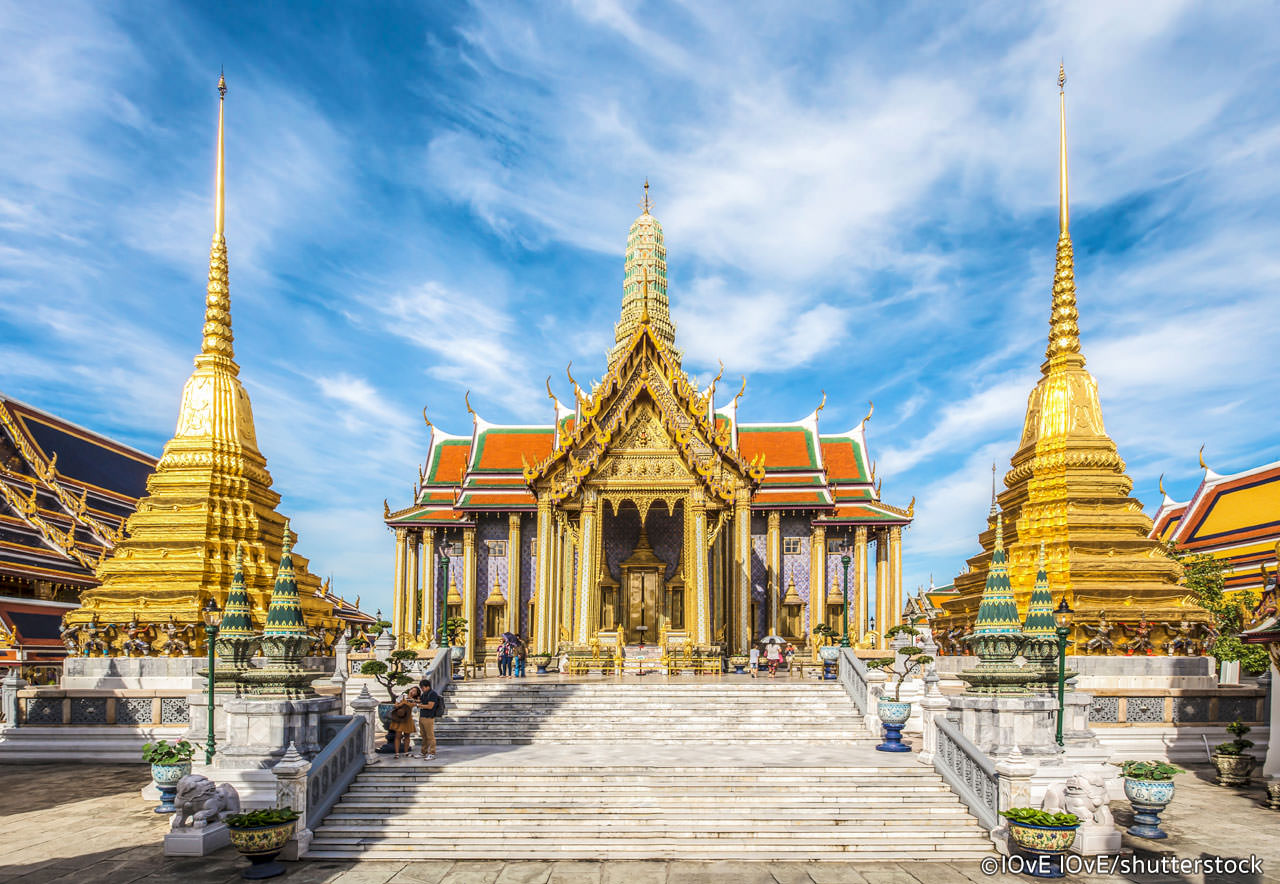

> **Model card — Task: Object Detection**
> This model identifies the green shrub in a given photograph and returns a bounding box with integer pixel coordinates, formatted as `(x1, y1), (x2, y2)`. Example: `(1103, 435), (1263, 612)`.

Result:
(1000, 808), (1080, 827)
(1214, 720), (1255, 757)
(142, 740), (196, 765)
(1120, 760), (1183, 781)
(224, 808), (300, 828)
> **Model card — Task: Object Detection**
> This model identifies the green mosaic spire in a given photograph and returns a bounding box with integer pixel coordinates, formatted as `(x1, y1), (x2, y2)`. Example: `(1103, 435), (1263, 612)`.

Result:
(1022, 542), (1057, 637)
(264, 522), (308, 636)
(220, 543), (256, 638)
(973, 514), (1021, 634)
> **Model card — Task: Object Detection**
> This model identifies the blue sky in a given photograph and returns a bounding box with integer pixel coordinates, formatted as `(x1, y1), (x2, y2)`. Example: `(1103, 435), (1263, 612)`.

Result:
(3, 1), (1279, 615)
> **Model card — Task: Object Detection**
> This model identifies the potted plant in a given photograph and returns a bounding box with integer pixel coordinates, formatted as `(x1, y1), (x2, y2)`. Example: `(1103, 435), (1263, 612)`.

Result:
(813, 625), (841, 665)
(1212, 720), (1257, 786)
(438, 616), (470, 669)
(530, 652), (554, 674)
(360, 648), (418, 749)
(728, 653), (749, 674)
(867, 622), (932, 752)
(142, 739), (197, 814)
(1120, 760), (1183, 840)
(1001, 808), (1080, 877)
(225, 807), (300, 879)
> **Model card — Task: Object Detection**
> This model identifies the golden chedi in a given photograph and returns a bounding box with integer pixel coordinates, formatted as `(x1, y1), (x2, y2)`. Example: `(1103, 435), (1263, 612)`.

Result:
(64, 74), (341, 651)
(936, 67), (1203, 651)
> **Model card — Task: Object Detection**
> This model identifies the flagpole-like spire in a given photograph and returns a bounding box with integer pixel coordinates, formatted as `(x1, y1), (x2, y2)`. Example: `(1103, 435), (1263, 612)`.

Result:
(202, 71), (235, 361)
(1045, 62), (1081, 367)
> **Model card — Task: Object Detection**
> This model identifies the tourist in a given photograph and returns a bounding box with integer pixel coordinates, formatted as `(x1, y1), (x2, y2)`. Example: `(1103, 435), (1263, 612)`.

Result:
(765, 643), (782, 678)
(514, 641), (527, 678)
(748, 647), (759, 678)
(497, 635), (513, 678)
(388, 687), (417, 758)
(416, 678), (442, 760)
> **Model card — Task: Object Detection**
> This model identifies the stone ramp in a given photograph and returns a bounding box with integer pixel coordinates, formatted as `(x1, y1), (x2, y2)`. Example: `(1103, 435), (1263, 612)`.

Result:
(309, 682), (993, 861)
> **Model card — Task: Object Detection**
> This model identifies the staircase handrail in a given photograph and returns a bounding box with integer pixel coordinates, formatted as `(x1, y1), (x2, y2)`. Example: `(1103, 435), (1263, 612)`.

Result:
(301, 714), (366, 831)
(836, 647), (870, 715)
(932, 713), (1000, 830)
(423, 645), (454, 696)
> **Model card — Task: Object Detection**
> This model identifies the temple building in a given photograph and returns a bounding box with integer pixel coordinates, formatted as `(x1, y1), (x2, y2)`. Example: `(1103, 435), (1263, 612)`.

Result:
(386, 186), (914, 663)
(62, 75), (369, 653)
(932, 68), (1207, 651)
(1151, 458), (1280, 595)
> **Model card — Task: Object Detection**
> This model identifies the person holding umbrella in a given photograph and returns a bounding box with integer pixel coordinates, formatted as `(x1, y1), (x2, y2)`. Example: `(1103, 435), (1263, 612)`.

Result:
(762, 635), (785, 678)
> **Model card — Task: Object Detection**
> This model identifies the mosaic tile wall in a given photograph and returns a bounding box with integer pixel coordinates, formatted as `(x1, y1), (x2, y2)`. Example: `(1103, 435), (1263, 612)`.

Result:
(602, 503), (643, 583)
(646, 503), (684, 582)
(475, 516), (508, 603)
(519, 515), (534, 635)
(781, 515), (811, 637)
(751, 514), (767, 636)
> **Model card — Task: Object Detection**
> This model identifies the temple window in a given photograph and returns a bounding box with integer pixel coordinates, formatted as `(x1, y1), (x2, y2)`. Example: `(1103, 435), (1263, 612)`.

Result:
(783, 537), (801, 556)
(487, 539), (506, 556)
(826, 538), (844, 555)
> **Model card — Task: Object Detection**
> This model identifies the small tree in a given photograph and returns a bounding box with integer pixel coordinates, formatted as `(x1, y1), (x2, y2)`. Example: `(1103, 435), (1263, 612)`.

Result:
(360, 649), (418, 702)
(439, 616), (469, 647)
(1214, 720), (1255, 757)
(812, 624), (839, 646)
(1177, 549), (1269, 675)
(867, 622), (932, 701)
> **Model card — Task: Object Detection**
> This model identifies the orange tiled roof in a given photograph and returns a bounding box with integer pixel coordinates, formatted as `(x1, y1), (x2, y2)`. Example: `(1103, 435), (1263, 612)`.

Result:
(472, 428), (554, 472)
(737, 426), (818, 470)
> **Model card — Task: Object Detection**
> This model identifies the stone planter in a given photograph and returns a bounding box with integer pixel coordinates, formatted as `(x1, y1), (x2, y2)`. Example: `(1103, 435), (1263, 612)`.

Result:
(1008, 821), (1078, 877)
(729, 656), (748, 674)
(229, 820), (297, 879)
(1123, 777), (1175, 840)
(875, 699), (912, 753)
(1212, 752), (1256, 787)
(150, 761), (192, 814)
(532, 656), (552, 674)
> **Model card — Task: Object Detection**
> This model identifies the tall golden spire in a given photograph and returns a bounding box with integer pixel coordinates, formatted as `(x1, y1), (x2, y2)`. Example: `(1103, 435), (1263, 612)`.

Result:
(203, 71), (235, 362)
(66, 72), (343, 646)
(1046, 62), (1081, 366)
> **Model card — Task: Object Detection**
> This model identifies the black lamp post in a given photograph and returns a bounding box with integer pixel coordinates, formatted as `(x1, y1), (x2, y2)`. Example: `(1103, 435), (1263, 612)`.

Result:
(1054, 598), (1074, 746)
(438, 547), (450, 646)
(840, 546), (852, 648)
(201, 598), (223, 765)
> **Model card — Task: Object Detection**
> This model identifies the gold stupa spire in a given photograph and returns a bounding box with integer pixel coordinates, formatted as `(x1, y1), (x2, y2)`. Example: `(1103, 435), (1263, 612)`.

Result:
(936, 63), (1193, 650)
(611, 181), (678, 366)
(64, 74), (341, 648)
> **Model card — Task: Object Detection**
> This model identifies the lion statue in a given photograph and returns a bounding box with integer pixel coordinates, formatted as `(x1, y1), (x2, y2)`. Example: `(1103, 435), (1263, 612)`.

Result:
(1042, 772), (1113, 828)
(170, 774), (241, 831)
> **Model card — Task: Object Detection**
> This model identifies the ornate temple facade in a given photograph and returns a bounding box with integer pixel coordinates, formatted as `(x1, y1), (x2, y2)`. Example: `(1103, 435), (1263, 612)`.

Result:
(62, 76), (369, 654)
(932, 70), (1206, 652)
(1152, 458), (1280, 595)
(387, 191), (913, 661)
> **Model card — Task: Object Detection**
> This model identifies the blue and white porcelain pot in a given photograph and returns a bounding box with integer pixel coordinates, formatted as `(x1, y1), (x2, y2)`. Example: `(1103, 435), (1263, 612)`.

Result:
(818, 646), (841, 663)
(877, 699), (912, 725)
(1123, 777), (1175, 807)
(150, 761), (191, 814)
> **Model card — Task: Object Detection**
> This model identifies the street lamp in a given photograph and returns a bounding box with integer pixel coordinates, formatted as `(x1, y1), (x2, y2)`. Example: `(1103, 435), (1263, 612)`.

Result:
(201, 597), (223, 765)
(840, 545), (852, 648)
(1053, 598), (1073, 746)
(438, 547), (450, 647)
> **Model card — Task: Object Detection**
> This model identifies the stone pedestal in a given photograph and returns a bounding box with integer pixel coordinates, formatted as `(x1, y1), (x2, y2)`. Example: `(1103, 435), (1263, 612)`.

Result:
(273, 742), (312, 861)
(163, 822), (231, 856)
(949, 693), (1060, 759)
(61, 656), (335, 691)
(216, 695), (339, 770)
(1265, 663), (1280, 779)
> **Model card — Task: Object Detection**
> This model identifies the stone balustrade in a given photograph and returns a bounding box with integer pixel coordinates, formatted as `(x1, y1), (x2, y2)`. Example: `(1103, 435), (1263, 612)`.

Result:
(13, 688), (190, 727)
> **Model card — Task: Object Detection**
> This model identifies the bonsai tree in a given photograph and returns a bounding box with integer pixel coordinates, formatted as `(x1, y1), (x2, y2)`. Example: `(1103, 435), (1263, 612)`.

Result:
(867, 622), (933, 701)
(359, 648), (418, 702)
(812, 624), (839, 646)
(1214, 720), (1254, 757)
(1120, 760), (1183, 781)
(439, 616), (469, 647)
(142, 739), (196, 765)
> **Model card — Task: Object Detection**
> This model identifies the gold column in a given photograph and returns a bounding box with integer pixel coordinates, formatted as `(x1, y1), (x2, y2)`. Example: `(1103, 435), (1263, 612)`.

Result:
(534, 497), (553, 654)
(391, 527), (408, 641)
(890, 525), (903, 632)
(576, 490), (599, 642)
(809, 524), (826, 661)
(692, 489), (709, 645)
(558, 522), (571, 641)
(766, 511), (781, 636)
(407, 530), (420, 644)
(462, 525), (477, 665)
(733, 490), (752, 653)
(855, 526), (868, 643)
(507, 513), (521, 636)
(420, 528), (436, 645)
(875, 529), (888, 648)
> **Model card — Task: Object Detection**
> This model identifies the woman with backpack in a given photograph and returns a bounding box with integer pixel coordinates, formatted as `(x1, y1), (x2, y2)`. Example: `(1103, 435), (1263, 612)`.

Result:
(388, 687), (417, 758)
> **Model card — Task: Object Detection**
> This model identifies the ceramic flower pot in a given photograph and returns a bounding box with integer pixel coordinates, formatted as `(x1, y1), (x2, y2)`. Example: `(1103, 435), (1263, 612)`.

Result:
(449, 646), (465, 662)
(229, 820), (297, 879)
(875, 699), (912, 753)
(150, 761), (192, 814)
(1123, 777), (1175, 840)
(1212, 752), (1256, 787)
(818, 645), (841, 663)
(1008, 821), (1078, 877)
(729, 656), (748, 674)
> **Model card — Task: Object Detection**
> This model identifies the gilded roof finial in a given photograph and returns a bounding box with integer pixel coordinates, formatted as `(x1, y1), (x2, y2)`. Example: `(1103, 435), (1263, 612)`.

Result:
(989, 462), (998, 518)
(1158, 473), (1166, 497)
(202, 70), (235, 360)
(1045, 61), (1081, 366)
(640, 264), (652, 325)
(640, 178), (651, 215)
(1198, 444), (1207, 471)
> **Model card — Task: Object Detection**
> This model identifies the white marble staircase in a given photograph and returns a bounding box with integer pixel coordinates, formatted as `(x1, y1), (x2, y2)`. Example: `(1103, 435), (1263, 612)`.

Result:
(308, 681), (993, 861)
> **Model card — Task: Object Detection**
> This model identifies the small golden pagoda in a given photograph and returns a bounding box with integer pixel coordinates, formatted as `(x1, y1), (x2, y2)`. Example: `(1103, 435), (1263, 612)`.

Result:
(935, 67), (1203, 651)
(63, 74), (342, 651)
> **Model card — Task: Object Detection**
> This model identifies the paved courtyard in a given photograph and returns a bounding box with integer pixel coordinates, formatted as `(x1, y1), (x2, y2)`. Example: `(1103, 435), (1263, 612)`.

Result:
(0, 763), (1276, 884)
